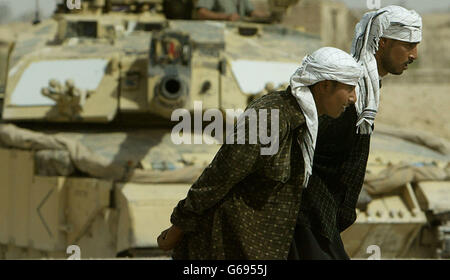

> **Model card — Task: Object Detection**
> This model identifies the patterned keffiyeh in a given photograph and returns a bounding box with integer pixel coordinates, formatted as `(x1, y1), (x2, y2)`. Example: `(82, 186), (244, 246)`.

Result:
(290, 47), (363, 188)
(351, 5), (422, 134)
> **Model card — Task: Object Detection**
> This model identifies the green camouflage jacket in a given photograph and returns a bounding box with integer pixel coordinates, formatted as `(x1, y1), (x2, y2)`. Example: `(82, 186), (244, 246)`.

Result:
(171, 87), (307, 260)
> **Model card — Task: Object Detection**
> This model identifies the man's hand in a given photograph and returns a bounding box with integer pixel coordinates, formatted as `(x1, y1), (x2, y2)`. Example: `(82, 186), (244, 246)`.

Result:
(197, 8), (240, 21)
(157, 225), (184, 251)
(250, 10), (270, 19)
(227, 13), (240, 21)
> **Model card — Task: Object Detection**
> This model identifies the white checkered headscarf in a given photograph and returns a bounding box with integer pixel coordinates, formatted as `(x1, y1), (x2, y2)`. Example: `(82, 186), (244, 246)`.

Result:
(351, 5), (422, 134)
(290, 47), (363, 188)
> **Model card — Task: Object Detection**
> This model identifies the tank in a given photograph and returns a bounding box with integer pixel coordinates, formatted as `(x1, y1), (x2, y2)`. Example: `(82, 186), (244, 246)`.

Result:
(2, 0), (448, 260)
(0, 0), (321, 258)
(341, 125), (450, 259)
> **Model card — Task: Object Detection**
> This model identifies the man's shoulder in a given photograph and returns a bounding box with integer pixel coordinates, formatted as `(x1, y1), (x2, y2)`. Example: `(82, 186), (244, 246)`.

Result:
(247, 88), (306, 128)
(248, 88), (291, 109)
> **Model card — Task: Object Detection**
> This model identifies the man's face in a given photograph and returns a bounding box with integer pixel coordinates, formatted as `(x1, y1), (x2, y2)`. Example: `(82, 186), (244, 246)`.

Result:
(322, 81), (357, 119)
(379, 38), (419, 75)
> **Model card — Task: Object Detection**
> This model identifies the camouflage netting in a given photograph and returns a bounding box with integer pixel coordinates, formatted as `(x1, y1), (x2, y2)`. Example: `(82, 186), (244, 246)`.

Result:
(0, 124), (207, 184)
(356, 124), (450, 209)
(364, 162), (450, 195)
(0, 124), (127, 180)
(375, 124), (450, 156)
(34, 149), (75, 176)
(363, 124), (450, 195)
(1, 123), (448, 189)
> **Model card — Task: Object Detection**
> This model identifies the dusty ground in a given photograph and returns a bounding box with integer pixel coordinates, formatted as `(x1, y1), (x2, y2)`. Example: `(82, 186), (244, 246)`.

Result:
(376, 82), (450, 141)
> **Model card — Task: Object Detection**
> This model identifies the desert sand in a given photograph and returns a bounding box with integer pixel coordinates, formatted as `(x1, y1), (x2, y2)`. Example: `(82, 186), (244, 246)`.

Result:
(377, 83), (450, 141)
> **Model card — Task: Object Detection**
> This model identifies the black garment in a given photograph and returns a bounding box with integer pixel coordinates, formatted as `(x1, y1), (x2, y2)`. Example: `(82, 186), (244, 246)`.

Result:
(296, 105), (371, 246)
(287, 225), (349, 260)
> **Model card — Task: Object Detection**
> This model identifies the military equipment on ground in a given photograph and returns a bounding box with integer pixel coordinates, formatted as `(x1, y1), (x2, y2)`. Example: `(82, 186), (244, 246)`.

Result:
(1, 0), (449, 260)
(0, 0), (321, 258)
(342, 125), (450, 259)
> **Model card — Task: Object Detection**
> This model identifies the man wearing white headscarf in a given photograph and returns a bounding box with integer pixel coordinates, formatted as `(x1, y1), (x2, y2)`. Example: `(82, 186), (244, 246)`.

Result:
(290, 47), (363, 190)
(294, 5), (422, 260)
(352, 5), (422, 133)
(157, 47), (363, 260)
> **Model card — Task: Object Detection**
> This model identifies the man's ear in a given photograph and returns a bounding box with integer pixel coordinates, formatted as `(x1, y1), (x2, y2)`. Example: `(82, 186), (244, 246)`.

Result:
(315, 81), (326, 94)
(322, 80), (336, 93)
(378, 38), (388, 50)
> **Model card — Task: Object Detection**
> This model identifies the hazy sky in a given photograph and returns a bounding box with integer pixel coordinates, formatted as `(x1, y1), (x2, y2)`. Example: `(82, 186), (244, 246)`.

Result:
(0, 0), (59, 19)
(338, 0), (450, 13)
(0, 0), (449, 20)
